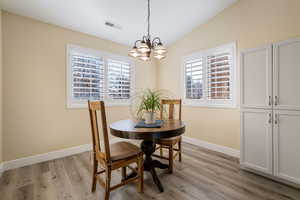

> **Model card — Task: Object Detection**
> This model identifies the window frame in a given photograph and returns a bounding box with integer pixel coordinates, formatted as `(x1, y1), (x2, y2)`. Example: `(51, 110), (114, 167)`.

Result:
(66, 44), (135, 108)
(182, 42), (237, 108)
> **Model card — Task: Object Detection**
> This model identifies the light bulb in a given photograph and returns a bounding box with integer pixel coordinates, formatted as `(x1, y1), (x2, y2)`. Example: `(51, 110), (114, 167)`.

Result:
(153, 53), (166, 60)
(128, 47), (140, 57)
(153, 43), (167, 55)
(139, 53), (150, 61)
(138, 41), (150, 53)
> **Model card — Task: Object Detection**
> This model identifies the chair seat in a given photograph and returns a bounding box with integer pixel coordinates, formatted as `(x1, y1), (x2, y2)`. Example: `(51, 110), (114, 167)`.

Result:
(110, 142), (141, 162)
(156, 136), (181, 145)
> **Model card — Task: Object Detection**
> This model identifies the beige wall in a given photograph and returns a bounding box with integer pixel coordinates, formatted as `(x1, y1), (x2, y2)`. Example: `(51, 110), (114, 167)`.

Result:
(3, 0), (300, 161)
(2, 12), (157, 161)
(157, 0), (300, 150)
(0, 9), (3, 163)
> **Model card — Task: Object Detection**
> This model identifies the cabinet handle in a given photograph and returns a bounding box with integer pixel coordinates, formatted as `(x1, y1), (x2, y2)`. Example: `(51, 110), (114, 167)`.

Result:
(274, 114), (278, 124)
(274, 96), (278, 106)
(268, 113), (272, 124)
(268, 96), (272, 106)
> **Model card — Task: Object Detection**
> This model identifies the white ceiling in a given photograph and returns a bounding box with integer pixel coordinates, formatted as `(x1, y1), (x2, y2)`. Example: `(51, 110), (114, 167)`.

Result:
(0, 0), (237, 46)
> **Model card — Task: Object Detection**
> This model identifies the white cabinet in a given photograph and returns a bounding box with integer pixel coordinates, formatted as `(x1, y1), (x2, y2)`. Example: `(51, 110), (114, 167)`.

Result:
(273, 38), (300, 110)
(240, 110), (273, 174)
(240, 37), (300, 187)
(273, 110), (300, 184)
(241, 45), (272, 109)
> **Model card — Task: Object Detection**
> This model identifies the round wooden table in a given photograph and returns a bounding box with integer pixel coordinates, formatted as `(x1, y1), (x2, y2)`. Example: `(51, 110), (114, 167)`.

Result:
(110, 119), (185, 192)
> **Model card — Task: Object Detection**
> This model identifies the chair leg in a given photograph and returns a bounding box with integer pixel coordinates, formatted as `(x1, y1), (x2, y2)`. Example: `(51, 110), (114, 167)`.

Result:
(137, 156), (144, 193)
(104, 167), (111, 200)
(121, 167), (127, 180)
(178, 139), (182, 162)
(168, 145), (174, 174)
(91, 153), (98, 192)
(160, 145), (163, 157)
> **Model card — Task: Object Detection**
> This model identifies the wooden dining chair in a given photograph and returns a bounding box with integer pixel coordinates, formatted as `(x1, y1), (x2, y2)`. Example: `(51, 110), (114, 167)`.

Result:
(154, 99), (182, 173)
(88, 101), (144, 200)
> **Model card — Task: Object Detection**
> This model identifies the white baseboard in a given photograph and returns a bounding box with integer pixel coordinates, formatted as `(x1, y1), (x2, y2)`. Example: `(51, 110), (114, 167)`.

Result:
(1, 137), (239, 173)
(2, 138), (124, 173)
(182, 136), (240, 158)
(2, 143), (92, 172)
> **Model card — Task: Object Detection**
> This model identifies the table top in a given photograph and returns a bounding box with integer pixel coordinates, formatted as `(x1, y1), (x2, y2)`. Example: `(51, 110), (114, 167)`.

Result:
(110, 119), (185, 140)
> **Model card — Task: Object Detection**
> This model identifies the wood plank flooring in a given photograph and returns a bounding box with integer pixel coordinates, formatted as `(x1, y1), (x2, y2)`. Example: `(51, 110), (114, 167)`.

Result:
(1, 143), (300, 200)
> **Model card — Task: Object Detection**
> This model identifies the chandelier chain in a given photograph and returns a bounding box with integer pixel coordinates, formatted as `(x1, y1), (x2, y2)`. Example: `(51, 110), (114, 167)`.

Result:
(147, 0), (150, 38)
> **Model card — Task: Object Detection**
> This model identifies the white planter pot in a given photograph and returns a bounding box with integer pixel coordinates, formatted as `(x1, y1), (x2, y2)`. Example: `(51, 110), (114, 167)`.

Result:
(144, 112), (155, 124)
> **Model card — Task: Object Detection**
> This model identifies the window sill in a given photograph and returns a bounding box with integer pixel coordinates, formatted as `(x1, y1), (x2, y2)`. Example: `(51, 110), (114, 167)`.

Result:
(183, 101), (238, 109)
(67, 101), (131, 109)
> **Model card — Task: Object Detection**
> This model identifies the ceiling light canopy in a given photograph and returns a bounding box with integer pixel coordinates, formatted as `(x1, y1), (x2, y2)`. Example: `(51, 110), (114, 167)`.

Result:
(129, 0), (167, 61)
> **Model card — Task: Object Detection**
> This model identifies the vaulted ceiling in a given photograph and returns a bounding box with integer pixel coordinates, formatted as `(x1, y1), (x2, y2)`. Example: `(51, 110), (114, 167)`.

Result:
(0, 0), (237, 46)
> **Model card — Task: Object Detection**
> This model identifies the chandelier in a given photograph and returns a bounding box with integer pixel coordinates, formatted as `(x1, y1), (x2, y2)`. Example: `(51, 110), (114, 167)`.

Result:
(128, 0), (167, 61)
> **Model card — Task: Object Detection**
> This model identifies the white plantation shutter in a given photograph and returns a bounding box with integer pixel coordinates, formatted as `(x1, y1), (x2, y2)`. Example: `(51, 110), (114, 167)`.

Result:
(207, 51), (231, 100)
(67, 45), (134, 108)
(183, 43), (235, 107)
(185, 58), (204, 99)
(107, 59), (131, 100)
(71, 54), (104, 101)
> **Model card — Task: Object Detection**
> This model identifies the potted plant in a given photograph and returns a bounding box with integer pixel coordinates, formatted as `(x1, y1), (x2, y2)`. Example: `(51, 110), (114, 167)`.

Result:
(137, 89), (162, 124)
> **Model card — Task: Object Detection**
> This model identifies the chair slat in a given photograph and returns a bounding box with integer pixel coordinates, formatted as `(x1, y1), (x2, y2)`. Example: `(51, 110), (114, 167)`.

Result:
(160, 99), (182, 120)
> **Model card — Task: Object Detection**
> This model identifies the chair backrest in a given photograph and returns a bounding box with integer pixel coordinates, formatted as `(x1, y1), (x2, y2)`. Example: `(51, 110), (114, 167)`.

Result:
(88, 101), (111, 162)
(160, 99), (182, 120)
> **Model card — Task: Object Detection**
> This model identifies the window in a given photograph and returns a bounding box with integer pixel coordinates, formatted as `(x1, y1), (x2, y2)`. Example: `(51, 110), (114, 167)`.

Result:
(71, 53), (105, 101)
(185, 58), (204, 99)
(183, 43), (236, 107)
(207, 52), (231, 100)
(107, 59), (131, 100)
(67, 45), (134, 108)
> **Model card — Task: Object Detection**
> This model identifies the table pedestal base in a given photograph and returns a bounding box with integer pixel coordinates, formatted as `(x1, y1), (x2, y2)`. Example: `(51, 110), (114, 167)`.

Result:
(141, 140), (168, 192)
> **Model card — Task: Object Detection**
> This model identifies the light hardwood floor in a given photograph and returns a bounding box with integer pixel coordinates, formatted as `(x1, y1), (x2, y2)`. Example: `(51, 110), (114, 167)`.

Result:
(1, 143), (300, 200)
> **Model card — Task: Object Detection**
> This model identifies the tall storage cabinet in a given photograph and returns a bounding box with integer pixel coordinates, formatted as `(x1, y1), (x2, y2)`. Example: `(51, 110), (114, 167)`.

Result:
(240, 38), (300, 186)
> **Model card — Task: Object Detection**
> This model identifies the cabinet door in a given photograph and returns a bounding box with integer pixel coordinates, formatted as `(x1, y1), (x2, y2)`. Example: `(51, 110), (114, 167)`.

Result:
(273, 38), (300, 110)
(273, 110), (300, 184)
(241, 45), (272, 109)
(240, 109), (273, 174)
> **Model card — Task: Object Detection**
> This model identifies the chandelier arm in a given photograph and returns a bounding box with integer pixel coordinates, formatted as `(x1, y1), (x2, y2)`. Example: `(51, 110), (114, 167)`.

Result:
(134, 40), (142, 47)
(142, 35), (148, 42)
(152, 37), (162, 46)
